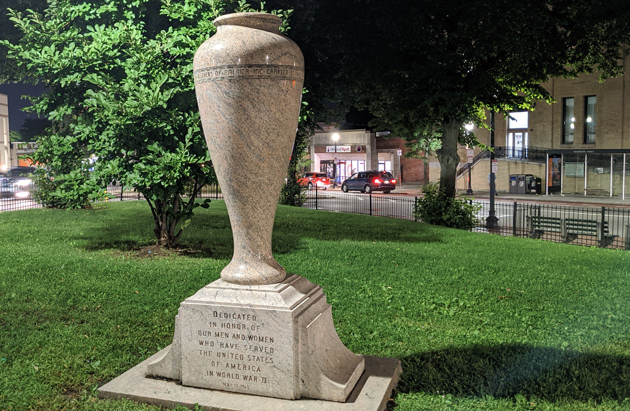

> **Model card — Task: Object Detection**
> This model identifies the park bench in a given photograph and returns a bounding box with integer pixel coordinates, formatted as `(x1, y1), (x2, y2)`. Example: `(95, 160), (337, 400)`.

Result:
(564, 219), (617, 248)
(526, 215), (563, 239)
(527, 215), (617, 248)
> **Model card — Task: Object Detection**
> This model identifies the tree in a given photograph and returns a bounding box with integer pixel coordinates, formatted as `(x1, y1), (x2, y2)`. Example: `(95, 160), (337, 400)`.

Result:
(4, 0), (291, 246)
(0, 0), (48, 82)
(19, 118), (51, 142)
(279, 90), (315, 206)
(269, 0), (630, 197)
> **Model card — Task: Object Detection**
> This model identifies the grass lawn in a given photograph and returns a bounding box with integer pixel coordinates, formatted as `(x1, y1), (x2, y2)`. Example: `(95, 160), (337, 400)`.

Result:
(1, 200), (629, 411)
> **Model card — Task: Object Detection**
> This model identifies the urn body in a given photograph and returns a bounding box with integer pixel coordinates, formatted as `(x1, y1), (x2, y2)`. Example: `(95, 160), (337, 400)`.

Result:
(193, 13), (304, 285)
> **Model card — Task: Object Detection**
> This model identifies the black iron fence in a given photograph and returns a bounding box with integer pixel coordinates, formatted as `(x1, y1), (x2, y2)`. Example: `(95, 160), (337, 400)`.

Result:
(303, 186), (630, 250)
(4, 182), (630, 250)
(104, 183), (224, 201)
(302, 186), (416, 221)
(0, 181), (41, 212)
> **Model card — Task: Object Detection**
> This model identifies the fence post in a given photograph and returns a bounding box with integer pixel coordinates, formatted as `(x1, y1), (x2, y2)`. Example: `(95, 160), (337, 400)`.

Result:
(315, 183), (318, 210)
(414, 197), (418, 222)
(120, 185), (124, 201)
(513, 202), (517, 237)
(600, 206), (606, 247)
(369, 192), (373, 216)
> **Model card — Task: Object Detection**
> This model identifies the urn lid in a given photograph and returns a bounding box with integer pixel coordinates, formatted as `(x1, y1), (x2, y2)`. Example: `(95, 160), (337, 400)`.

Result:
(213, 12), (282, 33)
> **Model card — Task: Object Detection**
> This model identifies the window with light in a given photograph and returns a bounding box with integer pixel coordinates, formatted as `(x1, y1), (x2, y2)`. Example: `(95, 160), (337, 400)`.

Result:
(562, 97), (575, 144)
(584, 96), (596, 144)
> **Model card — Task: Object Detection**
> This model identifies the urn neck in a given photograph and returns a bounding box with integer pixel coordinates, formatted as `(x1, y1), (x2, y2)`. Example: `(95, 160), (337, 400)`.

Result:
(213, 12), (281, 34)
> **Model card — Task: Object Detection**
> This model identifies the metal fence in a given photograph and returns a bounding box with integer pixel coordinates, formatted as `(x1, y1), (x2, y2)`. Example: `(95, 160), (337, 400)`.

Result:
(302, 187), (417, 221)
(303, 186), (630, 250)
(0, 181), (42, 213)
(104, 184), (224, 201)
(4, 182), (630, 250)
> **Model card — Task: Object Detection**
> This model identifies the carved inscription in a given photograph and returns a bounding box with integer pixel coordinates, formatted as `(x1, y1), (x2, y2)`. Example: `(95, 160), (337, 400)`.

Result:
(192, 310), (278, 389)
(194, 64), (304, 83)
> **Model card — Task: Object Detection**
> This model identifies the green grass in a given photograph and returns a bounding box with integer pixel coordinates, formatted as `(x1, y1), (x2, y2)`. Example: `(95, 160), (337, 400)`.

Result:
(1, 200), (629, 410)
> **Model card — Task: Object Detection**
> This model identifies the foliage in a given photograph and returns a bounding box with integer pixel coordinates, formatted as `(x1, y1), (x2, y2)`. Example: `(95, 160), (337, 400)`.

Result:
(413, 183), (480, 230)
(3, 0), (292, 246)
(1, 202), (630, 410)
(28, 130), (107, 208)
(0, 0), (48, 82)
(8, 130), (22, 142)
(19, 118), (52, 142)
(279, 90), (315, 207)
(270, 0), (630, 197)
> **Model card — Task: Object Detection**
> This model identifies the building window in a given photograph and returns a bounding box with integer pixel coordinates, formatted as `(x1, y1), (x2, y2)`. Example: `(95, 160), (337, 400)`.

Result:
(507, 111), (529, 158)
(584, 96), (596, 144)
(562, 97), (575, 144)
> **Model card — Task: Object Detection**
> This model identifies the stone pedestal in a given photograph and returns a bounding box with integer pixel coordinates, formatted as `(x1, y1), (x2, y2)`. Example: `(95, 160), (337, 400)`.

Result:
(98, 12), (401, 409)
(147, 275), (364, 402)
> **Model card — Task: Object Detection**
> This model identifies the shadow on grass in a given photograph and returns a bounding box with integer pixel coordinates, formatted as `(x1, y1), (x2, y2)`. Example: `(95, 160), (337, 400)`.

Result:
(399, 344), (630, 403)
(76, 201), (444, 259)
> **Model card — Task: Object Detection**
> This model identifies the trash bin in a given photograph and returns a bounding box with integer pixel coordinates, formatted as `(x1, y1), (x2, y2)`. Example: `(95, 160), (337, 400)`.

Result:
(517, 174), (527, 194)
(534, 177), (542, 194)
(509, 175), (518, 194)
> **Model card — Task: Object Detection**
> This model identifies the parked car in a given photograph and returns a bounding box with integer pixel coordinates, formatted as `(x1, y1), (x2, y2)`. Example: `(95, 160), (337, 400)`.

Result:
(297, 172), (331, 190)
(341, 171), (397, 194)
(0, 167), (36, 199)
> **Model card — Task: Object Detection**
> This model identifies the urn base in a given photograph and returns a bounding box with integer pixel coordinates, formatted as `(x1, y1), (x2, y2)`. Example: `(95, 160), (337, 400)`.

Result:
(146, 274), (365, 402)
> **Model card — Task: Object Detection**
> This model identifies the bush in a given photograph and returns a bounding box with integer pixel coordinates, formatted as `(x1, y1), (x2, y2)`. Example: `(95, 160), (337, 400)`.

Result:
(279, 180), (306, 207)
(413, 183), (480, 230)
(31, 166), (106, 209)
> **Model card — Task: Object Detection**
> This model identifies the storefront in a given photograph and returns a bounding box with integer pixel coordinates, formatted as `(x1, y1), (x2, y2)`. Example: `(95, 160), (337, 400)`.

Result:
(308, 127), (426, 183)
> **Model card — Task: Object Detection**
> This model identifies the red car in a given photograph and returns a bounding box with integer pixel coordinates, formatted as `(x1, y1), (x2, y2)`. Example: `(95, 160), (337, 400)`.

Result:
(297, 172), (331, 190)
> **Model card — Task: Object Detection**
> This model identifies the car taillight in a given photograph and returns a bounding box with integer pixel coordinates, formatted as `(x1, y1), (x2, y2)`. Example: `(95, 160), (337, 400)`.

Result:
(391, 179), (397, 184)
(373, 178), (382, 184)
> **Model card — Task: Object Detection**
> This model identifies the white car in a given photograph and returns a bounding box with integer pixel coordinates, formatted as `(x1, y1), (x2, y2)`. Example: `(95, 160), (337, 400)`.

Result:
(0, 167), (35, 199)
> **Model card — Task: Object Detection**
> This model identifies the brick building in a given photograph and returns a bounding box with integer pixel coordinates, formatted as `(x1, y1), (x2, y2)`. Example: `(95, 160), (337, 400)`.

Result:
(431, 53), (630, 198)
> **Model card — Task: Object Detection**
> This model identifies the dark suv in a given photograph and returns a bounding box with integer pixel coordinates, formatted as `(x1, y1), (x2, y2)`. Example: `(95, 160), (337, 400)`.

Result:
(0, 167), (35, 199)
(341, 171), (397, 194)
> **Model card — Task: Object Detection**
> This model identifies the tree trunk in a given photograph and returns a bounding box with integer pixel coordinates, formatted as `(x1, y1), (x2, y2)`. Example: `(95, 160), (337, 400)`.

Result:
(436, 119), (462, 197)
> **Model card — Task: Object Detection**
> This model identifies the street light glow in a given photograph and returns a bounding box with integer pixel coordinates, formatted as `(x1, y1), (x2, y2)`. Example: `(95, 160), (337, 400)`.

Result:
(464, 123), (474, 131)
(331, 133), (340, 142)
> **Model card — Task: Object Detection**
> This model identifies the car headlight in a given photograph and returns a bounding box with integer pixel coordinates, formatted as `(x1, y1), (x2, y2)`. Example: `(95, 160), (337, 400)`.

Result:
(15, 179), (32, 187)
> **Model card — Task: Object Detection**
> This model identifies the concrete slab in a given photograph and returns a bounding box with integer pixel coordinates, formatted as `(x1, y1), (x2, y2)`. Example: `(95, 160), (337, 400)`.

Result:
(98, 348), (402, 411)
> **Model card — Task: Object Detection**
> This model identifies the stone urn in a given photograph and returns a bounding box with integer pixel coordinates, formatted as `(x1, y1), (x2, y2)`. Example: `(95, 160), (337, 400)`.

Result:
(193, 12), (304, 285)
(103, 12), (400, 406)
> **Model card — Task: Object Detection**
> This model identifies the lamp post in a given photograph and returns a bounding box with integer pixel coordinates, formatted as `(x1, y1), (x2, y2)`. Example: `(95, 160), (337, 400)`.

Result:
(332, 133), (340, 188)
(465, 123), (474, 195)
(486, 112), (499, 229)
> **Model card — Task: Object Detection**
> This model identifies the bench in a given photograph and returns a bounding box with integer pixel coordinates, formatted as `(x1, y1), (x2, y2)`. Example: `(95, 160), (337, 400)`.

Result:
(526, 216), (563, 239)
(527, 216), (617, 248)
(564, 219), (617, 248)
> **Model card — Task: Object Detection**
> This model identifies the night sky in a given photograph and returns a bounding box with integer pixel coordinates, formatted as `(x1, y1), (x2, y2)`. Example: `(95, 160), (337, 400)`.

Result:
(0, 82), (45, 132)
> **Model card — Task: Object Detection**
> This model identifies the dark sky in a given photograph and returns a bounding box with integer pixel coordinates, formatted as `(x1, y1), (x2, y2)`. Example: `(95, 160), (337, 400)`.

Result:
(0, 82), (45, 132)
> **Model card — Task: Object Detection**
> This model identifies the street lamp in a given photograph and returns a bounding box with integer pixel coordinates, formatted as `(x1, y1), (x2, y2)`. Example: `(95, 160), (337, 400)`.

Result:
(465, 123), (474, 195)
(332, 133), (340, 188)
(486, 112), (499, 229)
